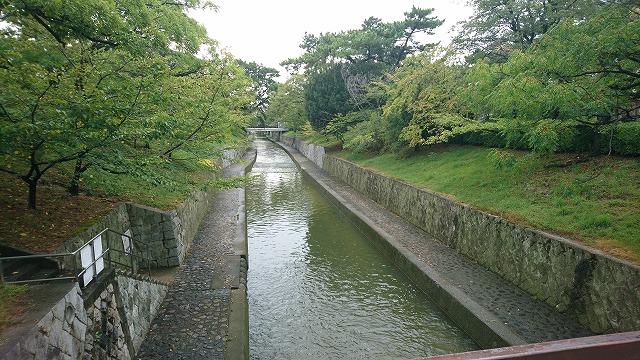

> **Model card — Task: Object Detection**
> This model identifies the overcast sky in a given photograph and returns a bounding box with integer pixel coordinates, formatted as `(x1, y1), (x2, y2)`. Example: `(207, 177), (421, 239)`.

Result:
(189, 1), (474, 79)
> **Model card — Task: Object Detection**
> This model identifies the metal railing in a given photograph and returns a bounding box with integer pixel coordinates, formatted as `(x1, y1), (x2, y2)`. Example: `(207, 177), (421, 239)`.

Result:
(0, 228), (151, 287)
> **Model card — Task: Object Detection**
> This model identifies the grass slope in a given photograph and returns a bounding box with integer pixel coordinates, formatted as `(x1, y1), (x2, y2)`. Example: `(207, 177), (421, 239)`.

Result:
(338, 145), (640, 263)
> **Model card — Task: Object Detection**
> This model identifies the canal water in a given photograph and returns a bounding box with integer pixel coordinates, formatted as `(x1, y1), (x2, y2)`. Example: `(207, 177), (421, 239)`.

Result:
(246, 139), (478, 359)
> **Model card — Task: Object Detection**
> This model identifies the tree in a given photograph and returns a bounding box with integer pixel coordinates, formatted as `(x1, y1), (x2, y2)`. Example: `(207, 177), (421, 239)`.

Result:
(0, 0), (212, 54)
(282, 7), (443, 130)
(236, 60), (279, 127)
(381, 49), (469, 149)
(0, 23), (165, 207)
(284, 7), (443, 72)
(159, 52), (255, 158)
(0, 0), (232, 209)
(464, 1), (639, 153)
(304, 64), (353, 129)
(265, 75), (308, 131)
(454, 0), (605, 63)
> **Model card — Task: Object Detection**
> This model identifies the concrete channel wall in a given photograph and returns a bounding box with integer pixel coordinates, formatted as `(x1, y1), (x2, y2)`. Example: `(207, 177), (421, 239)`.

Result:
(280, 135), (640, 335)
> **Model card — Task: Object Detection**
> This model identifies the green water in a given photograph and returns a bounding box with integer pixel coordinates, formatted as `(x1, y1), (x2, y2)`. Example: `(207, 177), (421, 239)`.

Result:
(246, 139), (478, 359)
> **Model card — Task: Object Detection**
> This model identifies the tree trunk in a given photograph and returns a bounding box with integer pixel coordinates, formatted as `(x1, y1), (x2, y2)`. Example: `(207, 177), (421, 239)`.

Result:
(591, 129), (601, 156)
(591, 115), (611, 156)
(27, 179), (37, 210)
(69, 158), (83, 195)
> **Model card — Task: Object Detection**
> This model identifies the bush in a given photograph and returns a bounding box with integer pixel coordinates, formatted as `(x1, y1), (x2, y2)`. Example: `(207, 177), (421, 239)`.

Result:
(425, 118), (640, 156)
(342, 116), (386, 154)
(600, 121), (640, 156)
(460, 121), (507, 147)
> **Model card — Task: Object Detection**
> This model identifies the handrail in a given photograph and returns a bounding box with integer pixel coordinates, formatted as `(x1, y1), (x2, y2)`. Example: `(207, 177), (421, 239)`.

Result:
(0, 228), (152, 287)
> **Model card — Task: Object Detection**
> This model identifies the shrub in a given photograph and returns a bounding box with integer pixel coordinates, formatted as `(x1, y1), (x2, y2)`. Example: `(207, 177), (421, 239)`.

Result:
(342, 115), (386, 154)
(461, 121), (507, 147)
(600, 121), (640, 156)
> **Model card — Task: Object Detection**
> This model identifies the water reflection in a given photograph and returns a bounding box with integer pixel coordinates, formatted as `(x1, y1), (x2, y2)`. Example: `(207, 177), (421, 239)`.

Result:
(247, 139), (478, 359)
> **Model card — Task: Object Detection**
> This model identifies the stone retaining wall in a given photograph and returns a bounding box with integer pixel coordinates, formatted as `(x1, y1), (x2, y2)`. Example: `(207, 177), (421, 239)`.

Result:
(280, 136), (325, 168)
(282, 136), (640, 335)
(114, 272), (168, 352)
(84, 278), (132, 359)
(2, 271), (167, 360)
(2, 284), (88, 359)
(53, 148), (245, 270)
(55, 204), (132, 272)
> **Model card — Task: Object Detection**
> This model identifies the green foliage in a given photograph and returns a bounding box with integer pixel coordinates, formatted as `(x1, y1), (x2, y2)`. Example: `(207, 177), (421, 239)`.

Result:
(0, 0), (211, 54)
(464, 2), (639, 134)
(487, 149), (517, 169)
(600, 122), (640, 156)
(304, 64), (353, 130)
(459, 121), (507, 148)
(0, 283), (27, 328)
(265, 75), (307, 131)
(236, 60), (279, 127)
(324, 110), (372, 142)
(283, 7), (443, 73)
(0, 0), (254, 209)
(381, 50), (470, 148)
(283, 7), (444, 132)
(456, 119), (640, 156)
(212, 175), (259, 190)
(454, 0), (605, 62)
(341, 112), (387, 154)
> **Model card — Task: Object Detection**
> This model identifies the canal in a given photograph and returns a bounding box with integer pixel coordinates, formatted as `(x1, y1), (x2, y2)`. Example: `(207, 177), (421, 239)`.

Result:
(246, 138), (479, 359)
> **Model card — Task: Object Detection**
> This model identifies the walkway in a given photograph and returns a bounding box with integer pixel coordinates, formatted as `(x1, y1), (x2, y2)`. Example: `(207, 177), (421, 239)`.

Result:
(136, 150), (255, 360)
(277, 141), (592, 347)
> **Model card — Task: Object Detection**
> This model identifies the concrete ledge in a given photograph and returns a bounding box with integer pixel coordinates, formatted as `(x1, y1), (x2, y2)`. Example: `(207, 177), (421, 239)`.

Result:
(225, 148), (255, 360)
(227, 285), (249, 360)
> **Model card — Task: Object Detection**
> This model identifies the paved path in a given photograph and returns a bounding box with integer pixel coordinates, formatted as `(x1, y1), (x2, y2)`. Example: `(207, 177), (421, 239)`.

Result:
(277, 141), (592, 347)
(136, 151), (254, 360)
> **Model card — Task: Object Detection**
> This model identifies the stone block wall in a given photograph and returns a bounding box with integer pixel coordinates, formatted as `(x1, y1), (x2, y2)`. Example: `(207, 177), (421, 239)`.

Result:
(174, 187), (218, 264)
(127, 204), (182, 268)
(125, 185), (221, 268)
(52, 147), (245, 272)
(55, 204), (132, 272)
(322, 154), (640, 334)
(279, 136), (640, 334)
(281, 135), (325, 168)
(84, 281), (131, 360)
(3, 284), (88, 360)
(115, 273), (168, 351)
(3, 271), (168, 360)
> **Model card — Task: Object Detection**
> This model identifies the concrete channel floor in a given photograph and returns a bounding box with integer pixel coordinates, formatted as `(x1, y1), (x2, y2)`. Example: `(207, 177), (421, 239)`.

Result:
(136, 152), (254, 360)
(277, 141), (593, 347)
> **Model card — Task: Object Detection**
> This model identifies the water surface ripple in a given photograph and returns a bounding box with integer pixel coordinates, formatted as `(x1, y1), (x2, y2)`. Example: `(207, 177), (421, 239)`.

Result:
(247, 139), (478, 359)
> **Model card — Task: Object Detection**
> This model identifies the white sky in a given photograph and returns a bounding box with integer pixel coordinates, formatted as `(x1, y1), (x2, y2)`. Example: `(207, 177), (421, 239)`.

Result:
(189, 1), (474, 80)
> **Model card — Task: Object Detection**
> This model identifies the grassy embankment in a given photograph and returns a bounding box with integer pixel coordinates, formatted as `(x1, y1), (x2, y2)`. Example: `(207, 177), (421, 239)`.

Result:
(334, 146), (639, 264)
